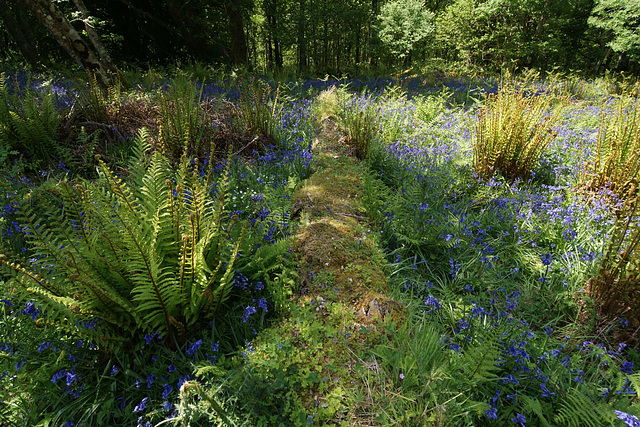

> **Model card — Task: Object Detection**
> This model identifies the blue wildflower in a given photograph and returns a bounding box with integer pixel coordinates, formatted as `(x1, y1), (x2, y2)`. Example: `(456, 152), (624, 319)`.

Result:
(243, 305), (257, 322)
(51, 369), (66, 384)
(22, 302), (40, 320)
(621, 361), (634, 375)
(185, 340), (202, 355)
(484, 406), (497, 419)
(615, 410), (640, 427)
(424, 295), (441, 313)
(133, 397), (149, 413)
(511, 413), (526, 426)
(257, 297), (268, 312)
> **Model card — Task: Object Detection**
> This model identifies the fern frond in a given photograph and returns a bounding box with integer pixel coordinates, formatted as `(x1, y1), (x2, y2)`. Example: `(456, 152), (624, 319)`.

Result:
(521, 395), (552, 427)
(458, 327), (501, 384)
(208, 221), (247, 319)
(553, 389), (615, 427)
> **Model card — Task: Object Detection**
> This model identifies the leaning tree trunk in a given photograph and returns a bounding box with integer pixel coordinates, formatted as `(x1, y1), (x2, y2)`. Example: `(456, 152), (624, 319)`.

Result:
(70, 0), (117, 74)
(24, 0), (112, 86)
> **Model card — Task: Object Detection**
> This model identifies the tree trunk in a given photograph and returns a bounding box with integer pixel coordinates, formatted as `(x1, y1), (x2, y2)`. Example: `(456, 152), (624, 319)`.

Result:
(225, 2), (248, 66)
(165, 0), (209, 61)
(23, 0), (112, 85)
(297, 0), (307, 72)
(0, 0), (42, 67)
(70, 0), (117, 73)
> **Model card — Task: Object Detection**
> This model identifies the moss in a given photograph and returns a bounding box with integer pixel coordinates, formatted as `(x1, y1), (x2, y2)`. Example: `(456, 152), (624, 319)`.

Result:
(239, 95), (406, 424)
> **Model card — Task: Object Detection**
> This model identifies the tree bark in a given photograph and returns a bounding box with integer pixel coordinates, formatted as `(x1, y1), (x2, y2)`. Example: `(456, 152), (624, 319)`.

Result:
(0, 0), (42, 67)
(23, 0), (112, 85)
(297, 0), (307, 72)
(70, 0), (117, 73)
(225, 2), (248, 66)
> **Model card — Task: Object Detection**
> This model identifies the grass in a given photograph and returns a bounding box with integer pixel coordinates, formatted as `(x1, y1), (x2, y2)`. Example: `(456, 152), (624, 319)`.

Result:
(0, 70), (639, 426)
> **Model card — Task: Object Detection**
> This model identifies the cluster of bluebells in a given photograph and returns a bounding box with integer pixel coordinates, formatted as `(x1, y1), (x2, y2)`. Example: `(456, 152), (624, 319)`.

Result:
(366, 89), (639, 423)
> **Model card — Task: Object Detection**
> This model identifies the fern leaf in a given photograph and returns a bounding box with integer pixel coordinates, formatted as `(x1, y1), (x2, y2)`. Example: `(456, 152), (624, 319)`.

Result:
(553, 389), (613, 427)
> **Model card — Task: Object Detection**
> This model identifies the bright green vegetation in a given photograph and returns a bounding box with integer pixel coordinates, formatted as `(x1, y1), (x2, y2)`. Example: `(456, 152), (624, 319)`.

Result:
(1, 70), (640, 426)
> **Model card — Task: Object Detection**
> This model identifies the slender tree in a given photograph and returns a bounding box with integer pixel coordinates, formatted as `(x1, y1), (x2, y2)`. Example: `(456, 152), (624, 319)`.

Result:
(225, 1), (249, 66)
(24, 0), (113, 84)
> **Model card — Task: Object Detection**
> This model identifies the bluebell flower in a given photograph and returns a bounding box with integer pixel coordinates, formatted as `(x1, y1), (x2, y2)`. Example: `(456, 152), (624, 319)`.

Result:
(143, 332), (156, 345)
(185, 340), (202, 355)
(615, 410), (640, 427)
(65, 370), (78, 386)
(133, 397), (149, 413)
(22, 302), (40, 320)
(511, 413), (526, 426)
(162, 383), (173, 400)
(37, 341), (54, 352)
(621, 361), (634, 375)
(484, 406), (497, 419)
(243, 305), (257, 322)
(257, 297), (268, 312)
(51, 369), (66, 384)
(540, 383), (556, 397)
(424, 295), (441, 313)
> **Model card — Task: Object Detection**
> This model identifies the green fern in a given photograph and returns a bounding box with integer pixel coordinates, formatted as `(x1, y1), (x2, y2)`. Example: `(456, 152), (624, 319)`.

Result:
(0, 129), (245, 349)
(553, 389), (615, 426)
(0, 73), (61, 166)
(458, 329), (501, 385)
(520, 395), (553, 427)
(236, 77), (283, 148)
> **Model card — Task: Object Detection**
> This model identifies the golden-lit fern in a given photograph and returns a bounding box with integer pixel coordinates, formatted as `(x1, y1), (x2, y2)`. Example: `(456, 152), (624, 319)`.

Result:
(473, 71), (565, 182)
(0, 129), (244, 349)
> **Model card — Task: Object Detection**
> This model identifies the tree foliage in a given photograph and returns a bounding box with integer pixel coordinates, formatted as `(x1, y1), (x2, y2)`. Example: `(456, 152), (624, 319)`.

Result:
(0, 0), (639, 74)
(375, 0), (434, 62)
(589, 0), (640, 61)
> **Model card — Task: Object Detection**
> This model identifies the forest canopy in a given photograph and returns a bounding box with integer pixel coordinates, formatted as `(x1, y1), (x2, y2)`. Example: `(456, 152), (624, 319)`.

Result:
(0, 0), (639, 75)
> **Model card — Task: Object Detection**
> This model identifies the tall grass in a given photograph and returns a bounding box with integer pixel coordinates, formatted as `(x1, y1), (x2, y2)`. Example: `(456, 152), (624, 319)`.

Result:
(473, 74), (563, 182)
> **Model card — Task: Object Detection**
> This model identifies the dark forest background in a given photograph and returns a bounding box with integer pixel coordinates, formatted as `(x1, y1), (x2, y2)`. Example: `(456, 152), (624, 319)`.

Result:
(1, 0), (639, 77)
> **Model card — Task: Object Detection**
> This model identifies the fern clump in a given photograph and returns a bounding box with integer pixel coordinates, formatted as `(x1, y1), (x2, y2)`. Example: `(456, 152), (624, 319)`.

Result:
(0, 130), (245, 349)
(339, 93), (379, 159)
(0, 73), (62, 167)
(157, 76), (210, 161)
(581, 85), (640, 196)
(235, 77), (283, 148)
(473, 72), (563, 182)
(589, 181), (640, 340)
